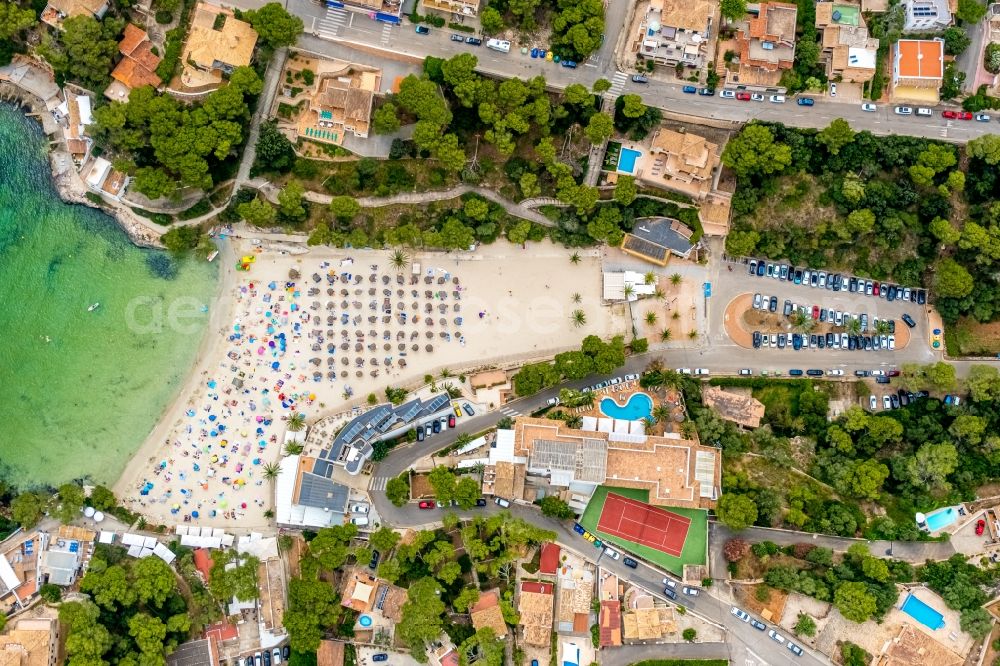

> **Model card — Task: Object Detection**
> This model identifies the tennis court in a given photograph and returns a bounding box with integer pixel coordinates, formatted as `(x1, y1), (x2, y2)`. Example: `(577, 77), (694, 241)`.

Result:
(597, 492), (691, 557)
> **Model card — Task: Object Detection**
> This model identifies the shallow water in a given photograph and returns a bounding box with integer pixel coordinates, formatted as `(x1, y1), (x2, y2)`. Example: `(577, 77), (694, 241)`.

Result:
(0, 103), (218, 488)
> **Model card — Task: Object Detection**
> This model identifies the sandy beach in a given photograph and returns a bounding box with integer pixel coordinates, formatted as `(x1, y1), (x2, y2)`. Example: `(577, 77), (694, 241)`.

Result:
(115, 237), (624, 529)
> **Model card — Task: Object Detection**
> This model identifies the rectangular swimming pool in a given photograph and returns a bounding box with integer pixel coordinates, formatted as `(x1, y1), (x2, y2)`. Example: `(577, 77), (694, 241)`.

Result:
(901, 594), (945, 630)
(617, 148), (642, 174)
(925, 507), (958, 531)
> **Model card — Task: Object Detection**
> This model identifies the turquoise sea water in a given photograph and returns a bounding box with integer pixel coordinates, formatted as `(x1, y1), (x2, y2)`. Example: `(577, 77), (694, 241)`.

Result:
(0, 103), (218, 488)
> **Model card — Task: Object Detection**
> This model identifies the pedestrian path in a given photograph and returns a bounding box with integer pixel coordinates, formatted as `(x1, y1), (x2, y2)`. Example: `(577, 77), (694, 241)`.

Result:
(371, 476), (390, 491)
(318, 8), (347, 39)
(606, 71), (628, 99)
(379, 23), (393, 47)
(498, 406), (522, 418)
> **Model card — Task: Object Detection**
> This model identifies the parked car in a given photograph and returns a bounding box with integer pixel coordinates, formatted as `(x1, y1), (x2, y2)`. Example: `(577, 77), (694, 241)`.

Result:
(415, 25), (430, 34)
(769, 296), (778, 312)
(797, 97), (815, 106)
(861, 103), (877, 112)
(977, 519), (987, 535)
(695, 87), (714, 96)
(770, 94), (785, 103)
(373, 655), (389, 663)
(731, 607), (751, 622)
(681, 84), (696, 92)
(916, 107), (933, 116)
(494, 497), (511, 508)
(622, 556), (638, 568)
(416, 427), (425, 442)
(736, 92), (752, 101)
(462, 403), (475, 416)
(829, 82), (837, 96)
(694, 368), (710, 375)
(883, 395), (892, 409)
(751, 93), (764, 101)
(750, 618), (767, 631)
(663, 586), (678, 599)
(466, 36), (482, 45)
(719, 90), (736, 98)
(902, 313), (916, 328)
(753, 293), (762, 309)
(806, 369), (824, 376)
(789, 369), (804, 376)
(683, 586), (700, 596)
(351, 503), (369, 514)
(273, 649), (282, 665)
(451, 34), (465, 42)
(976, 113), (991, 122)
(894, 106), (913, 115)
(768, 629), (786, 645)
(418, 500), (435, 509)
(869, 395), (878, 410)
(788, 642), (804, 657)
(604, 546), (621, 560)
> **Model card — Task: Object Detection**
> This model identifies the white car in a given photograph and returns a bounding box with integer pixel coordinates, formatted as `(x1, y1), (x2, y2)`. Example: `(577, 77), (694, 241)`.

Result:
(731, 606), (751, 622)
(351, 503), (370, 514)
(888, 336), (895, 350)
(916, 107), (933, 117)
(770, 94), (785, 103)
(762, 335), (770, 348)
(676, 368), (692, 375)
(720, 90), (736, 99)
(835, 311), (843, 326)
(754, 293), (763, 309)
(769, 334), (778, 347)
(861, 103), (877, 112)
(840, 333), (849, 348)
(883, 395), (892, 410)
(751, 93), (765, 101)
(546, 397), (560, 406)
(976, 113), (992, 122)
(683, 586), (700, 596)
(351, 517), (370, 526)
(829, 82), (837, 97)
(828, 369), (844, 376)
(818, 272), (827, 288)
(871, 369), (885, 376)
(694, 368), (710, 375)
(869, 395), (877, 410)
(894, 106), (913, 115)
(604, 547), (621, 560)
(624, 373), (639, 381)
(768, 629), (787, 645)
(664, 579), (677, 588)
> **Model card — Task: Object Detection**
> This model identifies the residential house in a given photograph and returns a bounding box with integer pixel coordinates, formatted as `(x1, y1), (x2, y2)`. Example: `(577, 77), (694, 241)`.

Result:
(106, 24), (163, 101)
(0, 532), (41, 615)
(483, 417), (722, 511)
(470, 589), (508, 638)
(701, 386), (765, 429)
(340, 568), (378, 613)
(421, 0), (479, 17)
(599, 601), (622, 647)
(891, 38), (945, 103)
(517, 581), (554, 647)
(274, 454), (351, 529)
(815, 3), (879, 84)
(0, 616), (59, 666)
(620, 217), (696, 266)
(297, 66), (381, 146)
(317, 393), (452, 475)
(901, 0), (952, 30)
(636, 128), (721, 200)
(873, 624), (962, 666)
(166, 639), (217, 666)
(84, 157), (128, 201)
(729, 2), (799, 91)
(40, 0), (108, 29)
(38, 526), (96, 587)
(180, 3), (258, 89)
(55, 88), (92, 162)
(637, 0), (716, 68)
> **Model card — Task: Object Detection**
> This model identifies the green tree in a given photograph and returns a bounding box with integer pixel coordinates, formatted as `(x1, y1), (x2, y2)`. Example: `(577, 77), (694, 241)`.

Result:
(725, 228), (760, 256)
(129, 613), (168, 665)
(956, 0), (987, 23)
(682, 627), (697, 641)
(722, 124), (792, 179)
(39, 583), (62, 604)
(454, 477), (482, 509)
(834, 581), (877, 623)
(838, 459), (889, 500)
(284, 574), (342, 652)
(55, 482), (86, 523)
(846, 208), (876, 234)
(794, 613), (817, 636)
(60, 600), (113, 664)
(942, 26), (971, 56)
(428, 466), (457, 503)
(933, 258), (974, 298)
(586, 206), (624, 245)
(132, 555), (175, 607)
(966, 365), (1000, 402)
(479, 6), (504, 33)
(237, 198), (277, 226)
(968, 134), (1000, 164)
(398, 577), (446, 661)
(960, 607), (992, 640)
(613, 175), (637, 205)
(716, 494), (758, 530)
(518, 172), (540, 199)
(593, 78), (611, 93)
(816, 118), (856, 155)
(209, 550), (260, 602)
(372, 102), (401, 134)
(584, 113), (614, 144)
(370, 526), (401, 553)
(310, 524), (358, 571)
(328, 195), (361, 222)
(386, 474), (410, 506)
(463, 198), (490, 222)
(620, 94), (647, 118)
(925, 361), (958, 391)
(862, 556), (890, 583)
(278, 180), (306, 222)
(0, 2), (36, 40)
(950, 414), (987, 444)
(458, 628), (504, 666)
(720, 0), (747, 20)
(10, 492), (44, 528)
(453, 588), (480, 613)
(929, 216), (960, 245)
(38, 15), (122, 89)
(538, 496), (575, 519)
(507, 219), (533, 245)
(245, 2), (303, 48)
(902, 442), (958, 491)
(253, 120), (296, 174)
(81, 564), (137, 610)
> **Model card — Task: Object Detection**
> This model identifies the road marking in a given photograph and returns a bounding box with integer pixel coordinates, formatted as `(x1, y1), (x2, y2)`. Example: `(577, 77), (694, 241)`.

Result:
(499, 407), (521, 417)
(318, 7), (347, 39)
(746, 648), (768, 666)
(606, 71), (628, 100)
(371, 476), (389, 491)
(379, 23), (393, 46)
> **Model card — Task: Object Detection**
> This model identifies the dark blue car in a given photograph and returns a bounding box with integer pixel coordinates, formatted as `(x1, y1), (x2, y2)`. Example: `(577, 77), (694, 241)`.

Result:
(682, 85), (697, 94)
(797, 97), (815, 106)
(561, 60), (577, 68)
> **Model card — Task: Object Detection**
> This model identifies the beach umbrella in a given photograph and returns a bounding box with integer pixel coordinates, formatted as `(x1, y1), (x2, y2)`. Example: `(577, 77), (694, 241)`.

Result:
(192, 511), (199, 518)
(220, 500), (229, 509)
(241, 503), (248, 509)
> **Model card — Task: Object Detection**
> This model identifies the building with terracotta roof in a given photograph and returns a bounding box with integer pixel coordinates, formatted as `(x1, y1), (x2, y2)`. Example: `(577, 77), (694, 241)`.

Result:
(493, 417), (721, 512)
(701, 386), (765, 429)
(637, 0), (716, 68)
(340, 569), (378, 612)
(891, 38), (944, 103)
(619, 217), (695, 266)
(181, 4), (258, 89)
(873, 624), (962, 666)
(421, 0), (479, 17)
(599, 600), (622, 647)
(55, 88), (93, 162)
(470, 588), (508, 638)
(294, 66), (381, 146)
(518, 581), (554, 647)
(729, 2), (798, 91)
(40, 0), (108, 29)
(0, 532), (41, 615)
(106, 24), (163, 101)
(0, 617), (58, 666)
(637, 128), (720, 200)
(815, 3), (879, 84)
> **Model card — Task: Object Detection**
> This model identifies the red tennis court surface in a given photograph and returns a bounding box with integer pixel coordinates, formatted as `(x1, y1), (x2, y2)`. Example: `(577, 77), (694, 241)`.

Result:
(596, 492), (691, 557)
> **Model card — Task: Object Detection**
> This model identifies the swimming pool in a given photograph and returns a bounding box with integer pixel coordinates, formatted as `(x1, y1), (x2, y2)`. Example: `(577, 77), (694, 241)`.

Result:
(924, 507), (958, 532)
(600, 393), (653, 421)
(617, 148), (642, 174)
(901, 594), (945, 630)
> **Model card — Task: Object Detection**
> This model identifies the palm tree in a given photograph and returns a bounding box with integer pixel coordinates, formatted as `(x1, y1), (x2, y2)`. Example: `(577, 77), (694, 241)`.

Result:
(390, 249), (409, 272)
(440, 368), (453, 379)
(642, 416), (656, 430)
(570, 252), (581, 264)
(847, 317), (862, 335)
(646, 358), (664, 374)
(662, 369), (683, 389)
(670, 273), (683, 286)
(660, 328), (673, 342)
(572, 292), (582, 303)
(441, 382), (462, 398)
(688, 330), (698, 340)
(566, 415), (583, 429)
(644, 271), (656, 285)
(571, 309), (587, 327)
(874, 320), (890, 335)
(654, 288), (665, 300)
(623, 284), (635, 300)
(287, 413), (306, 432)
(283, 441), (304, 456)
(652, 405), (671, 422)
(645, 311), (658, 325)
(264, 509), (275, 519)
(262, 461), (282, 481)
(791, 311), (815, 332)
(672, 311), (680, 320)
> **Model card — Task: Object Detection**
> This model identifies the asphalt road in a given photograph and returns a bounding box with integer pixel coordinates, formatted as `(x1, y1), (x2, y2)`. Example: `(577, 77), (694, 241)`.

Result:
(205, 0), (1000, 143)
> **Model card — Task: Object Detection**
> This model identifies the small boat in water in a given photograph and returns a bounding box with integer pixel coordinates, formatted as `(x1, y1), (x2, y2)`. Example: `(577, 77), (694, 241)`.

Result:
(87, 302), (100, 312)
(207, 250), (219, 262)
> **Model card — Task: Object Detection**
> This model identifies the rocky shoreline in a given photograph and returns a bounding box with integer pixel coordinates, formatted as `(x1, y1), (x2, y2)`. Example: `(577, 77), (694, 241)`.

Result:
(1, 82), (164, 249)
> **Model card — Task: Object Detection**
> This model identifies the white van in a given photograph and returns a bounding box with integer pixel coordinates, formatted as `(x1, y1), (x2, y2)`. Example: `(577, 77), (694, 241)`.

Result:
(769, 95), (785, 103)
(486, 39), (511, 53)
(494, 497), (511, 508)
(768, 629), (786, 645)
(351, 517), (370, 526)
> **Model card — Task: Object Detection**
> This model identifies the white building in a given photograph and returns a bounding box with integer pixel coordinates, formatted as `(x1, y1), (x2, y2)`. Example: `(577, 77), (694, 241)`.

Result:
(902, 0), (951, 30)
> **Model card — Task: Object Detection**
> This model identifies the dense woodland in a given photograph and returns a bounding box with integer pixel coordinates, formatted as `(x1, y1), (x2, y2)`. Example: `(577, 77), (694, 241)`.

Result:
(723, 122), (1000, 326)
